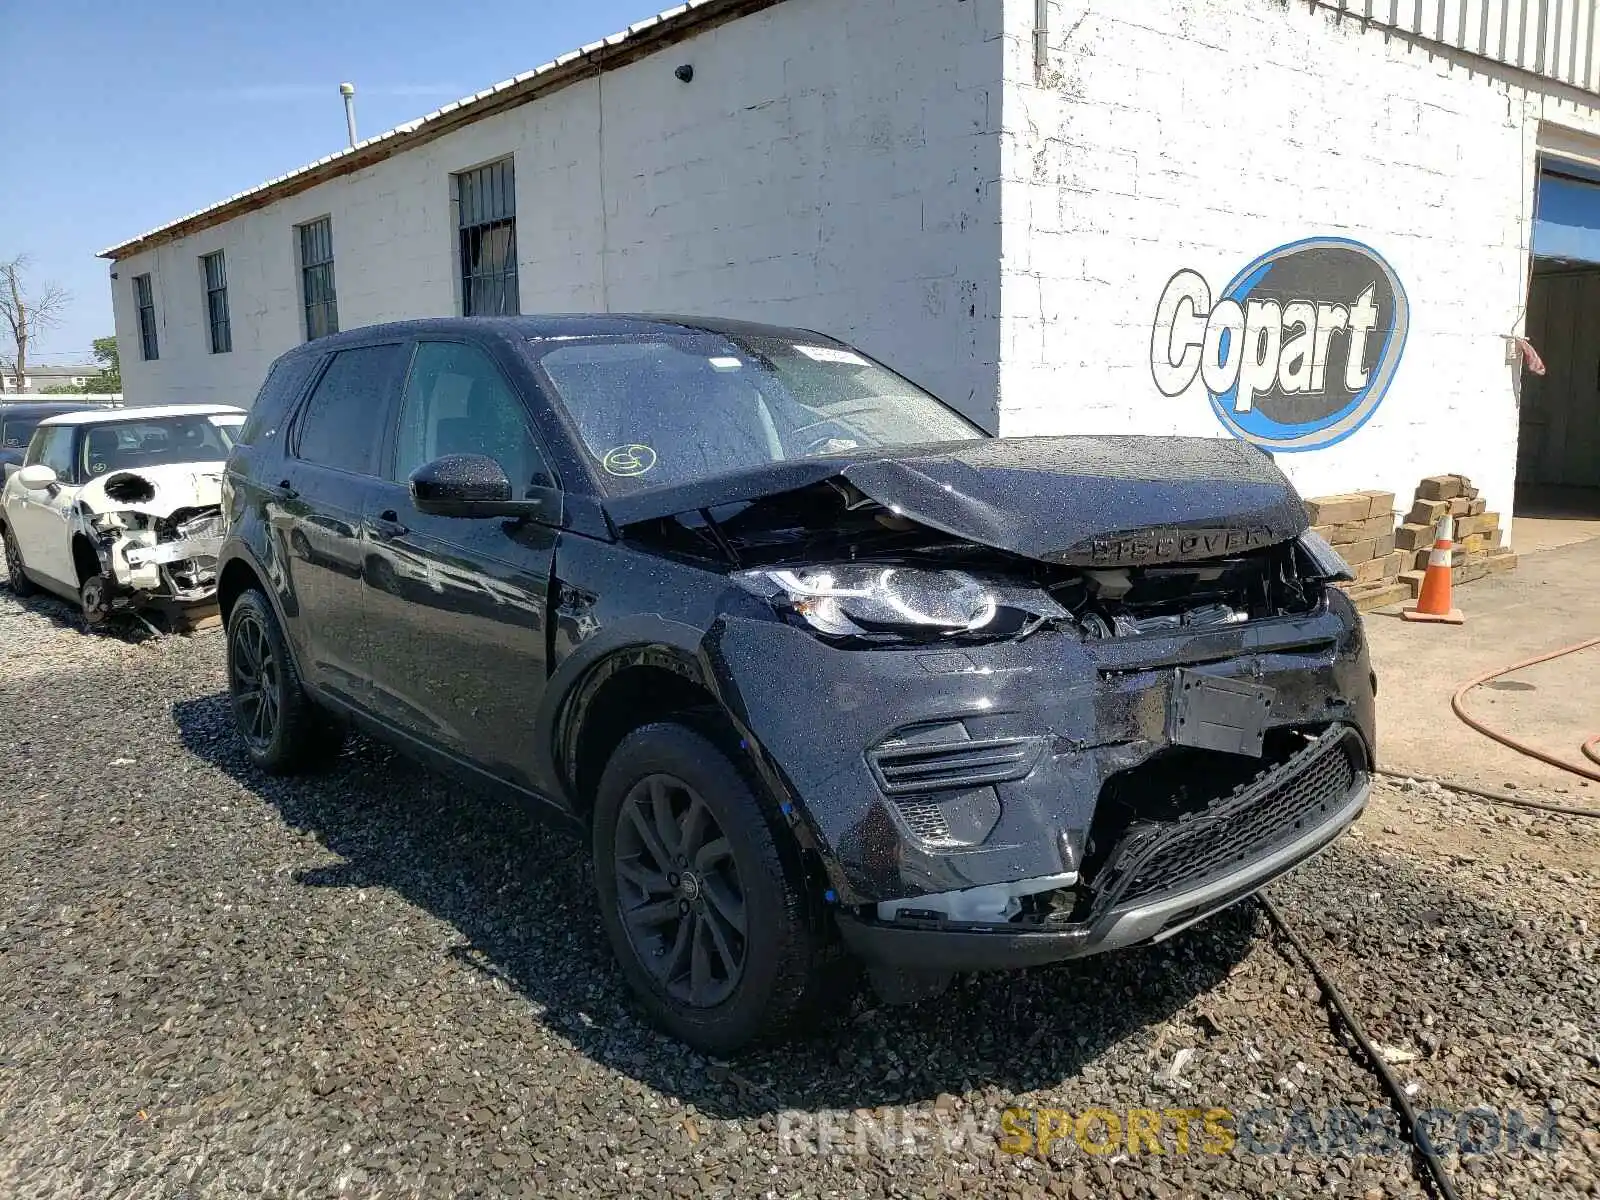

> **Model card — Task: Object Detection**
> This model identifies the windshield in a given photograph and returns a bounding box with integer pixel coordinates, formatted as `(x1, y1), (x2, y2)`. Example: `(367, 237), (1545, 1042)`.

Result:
(2, 415), (48, 451)
(81, 415), (236, 478)
(528, 332), (985, 490)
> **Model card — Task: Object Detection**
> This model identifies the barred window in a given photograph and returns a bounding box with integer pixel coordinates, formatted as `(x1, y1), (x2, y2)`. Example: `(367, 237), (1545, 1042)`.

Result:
(202, 251), (232, 354)
(298, 217), (339, 341)
(133, 274), (158, 361)
(455, 158), (519, 317)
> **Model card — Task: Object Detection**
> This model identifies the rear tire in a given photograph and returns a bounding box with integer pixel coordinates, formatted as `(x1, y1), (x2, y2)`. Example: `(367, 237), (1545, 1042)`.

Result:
(592, 720), (852, 1055)
(2, 526), (36, 597)
(226, 588), (344, 773)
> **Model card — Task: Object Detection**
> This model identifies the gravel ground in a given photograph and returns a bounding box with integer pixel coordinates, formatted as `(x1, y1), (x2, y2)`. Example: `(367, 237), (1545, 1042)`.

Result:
(1, 586), (1596, 1199)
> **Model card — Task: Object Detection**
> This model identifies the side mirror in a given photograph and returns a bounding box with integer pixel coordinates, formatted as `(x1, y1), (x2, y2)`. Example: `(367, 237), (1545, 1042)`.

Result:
(16, 464), (58, 492)
(409, 454), (539, 518)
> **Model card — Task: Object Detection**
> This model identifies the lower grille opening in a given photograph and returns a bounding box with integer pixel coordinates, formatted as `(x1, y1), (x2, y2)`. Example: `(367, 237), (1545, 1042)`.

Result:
(1072, 724), (1362, 919)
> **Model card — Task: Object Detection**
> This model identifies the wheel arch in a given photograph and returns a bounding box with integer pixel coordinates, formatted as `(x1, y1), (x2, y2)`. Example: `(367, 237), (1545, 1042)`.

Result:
(215, 547), (313, 689)
(70, 532), (101, 585)
(217, 555), (264, 627)
(556, 644), (732, 820)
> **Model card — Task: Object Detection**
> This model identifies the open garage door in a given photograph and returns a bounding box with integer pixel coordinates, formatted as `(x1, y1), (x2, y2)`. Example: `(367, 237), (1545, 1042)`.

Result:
(1517, 158), (1600, 518)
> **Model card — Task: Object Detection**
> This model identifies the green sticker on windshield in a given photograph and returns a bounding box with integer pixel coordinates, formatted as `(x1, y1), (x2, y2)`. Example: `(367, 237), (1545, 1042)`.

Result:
(602, 444), (658, 477)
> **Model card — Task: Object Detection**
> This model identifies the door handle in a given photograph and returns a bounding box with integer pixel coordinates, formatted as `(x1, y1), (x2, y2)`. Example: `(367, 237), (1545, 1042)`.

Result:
(371, 510), (408, 538)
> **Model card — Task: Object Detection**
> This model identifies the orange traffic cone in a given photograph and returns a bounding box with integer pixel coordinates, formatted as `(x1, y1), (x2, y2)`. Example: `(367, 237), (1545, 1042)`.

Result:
(1401, 514), (1465, 625)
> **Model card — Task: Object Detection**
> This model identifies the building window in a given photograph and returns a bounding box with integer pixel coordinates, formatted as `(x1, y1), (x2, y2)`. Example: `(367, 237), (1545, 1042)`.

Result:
(298, 217), (339, 341)
(455, 158), (519, 316)
(133, 274), (159, 361)
(202, 250), (232, 354)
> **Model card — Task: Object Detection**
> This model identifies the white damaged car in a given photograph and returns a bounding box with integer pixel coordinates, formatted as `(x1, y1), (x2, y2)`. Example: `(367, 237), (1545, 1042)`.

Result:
(0, 404), (245, 625)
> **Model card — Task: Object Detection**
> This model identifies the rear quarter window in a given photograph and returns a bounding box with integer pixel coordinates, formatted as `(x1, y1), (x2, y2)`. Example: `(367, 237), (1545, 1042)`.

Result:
(236, 354), (318, 446)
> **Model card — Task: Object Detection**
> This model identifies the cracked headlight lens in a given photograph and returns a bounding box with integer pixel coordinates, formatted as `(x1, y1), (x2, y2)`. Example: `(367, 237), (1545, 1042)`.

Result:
(734, 565), (1001, 638)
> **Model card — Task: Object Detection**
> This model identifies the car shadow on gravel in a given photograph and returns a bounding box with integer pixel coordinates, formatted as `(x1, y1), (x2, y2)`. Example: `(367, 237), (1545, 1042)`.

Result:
(174, 690), (1256, 1121)
(1, 583), (163, 641)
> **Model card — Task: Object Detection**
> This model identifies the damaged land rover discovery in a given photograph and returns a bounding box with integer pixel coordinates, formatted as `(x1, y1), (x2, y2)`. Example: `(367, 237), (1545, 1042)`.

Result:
(217, 317), (1374, 1054)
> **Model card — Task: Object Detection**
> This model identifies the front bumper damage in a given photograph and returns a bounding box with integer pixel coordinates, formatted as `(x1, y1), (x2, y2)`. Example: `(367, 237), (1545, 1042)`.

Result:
(74, 483), (225, 614)
(834, 727), (1368, 971)
(705, 589), (1374, 973)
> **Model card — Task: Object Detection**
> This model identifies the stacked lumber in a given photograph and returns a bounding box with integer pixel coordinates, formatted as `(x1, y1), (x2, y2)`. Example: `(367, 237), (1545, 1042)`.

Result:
(1302, 490), (1408, 611)
(1393, 475), (1517, 597)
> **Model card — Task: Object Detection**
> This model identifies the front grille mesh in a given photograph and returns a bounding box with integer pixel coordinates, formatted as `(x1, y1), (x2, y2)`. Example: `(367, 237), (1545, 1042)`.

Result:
(1106, 728), (1362, 907)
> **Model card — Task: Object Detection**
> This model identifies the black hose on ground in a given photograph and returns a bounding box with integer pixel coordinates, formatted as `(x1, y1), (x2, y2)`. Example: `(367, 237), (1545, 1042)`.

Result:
(1259, 893), (1462, 1200)
(1373, 768), (1600, 818)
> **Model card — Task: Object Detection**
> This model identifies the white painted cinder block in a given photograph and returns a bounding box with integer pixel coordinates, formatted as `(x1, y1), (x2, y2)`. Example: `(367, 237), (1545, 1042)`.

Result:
(999, 0), (1600, 537)
(112, 0), (1006, 427)
(108, 0), (1600, 541)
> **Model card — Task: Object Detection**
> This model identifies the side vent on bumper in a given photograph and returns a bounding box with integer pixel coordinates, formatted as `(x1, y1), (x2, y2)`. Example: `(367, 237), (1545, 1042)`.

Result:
(868, 724), (1044, 796)
(869, 722), (1036, 849)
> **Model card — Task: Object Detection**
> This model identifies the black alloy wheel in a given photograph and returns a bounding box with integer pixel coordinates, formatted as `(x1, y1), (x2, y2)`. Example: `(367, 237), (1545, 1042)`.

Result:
(592, 719), (854, 1054)
(229, 606), (282, 754)
(613, 772), (748, 1008)
(224, 588), (345, 774)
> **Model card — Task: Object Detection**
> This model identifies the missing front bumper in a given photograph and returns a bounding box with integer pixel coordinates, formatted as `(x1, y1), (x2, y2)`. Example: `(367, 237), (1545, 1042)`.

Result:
(835, 727), (1370, 972)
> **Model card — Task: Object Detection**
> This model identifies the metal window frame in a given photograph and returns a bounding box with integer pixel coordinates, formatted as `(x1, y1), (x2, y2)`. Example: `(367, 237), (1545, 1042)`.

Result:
(201, 250), (232, 355)
(454, 157), (520, 317)
(133, 273), (159, 362)
(297, 216), (339, 342)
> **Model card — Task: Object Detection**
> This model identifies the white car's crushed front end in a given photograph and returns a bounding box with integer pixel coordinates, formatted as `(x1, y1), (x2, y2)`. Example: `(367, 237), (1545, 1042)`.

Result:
(74, 465), (227, 608)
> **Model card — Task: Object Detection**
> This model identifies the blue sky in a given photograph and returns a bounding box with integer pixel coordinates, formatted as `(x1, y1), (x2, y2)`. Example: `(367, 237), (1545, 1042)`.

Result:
(0, 0), (668, 365)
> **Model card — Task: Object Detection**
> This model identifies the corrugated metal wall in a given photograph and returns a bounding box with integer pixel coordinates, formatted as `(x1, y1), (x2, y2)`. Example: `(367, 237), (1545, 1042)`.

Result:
(1320, 0), (1599, 94)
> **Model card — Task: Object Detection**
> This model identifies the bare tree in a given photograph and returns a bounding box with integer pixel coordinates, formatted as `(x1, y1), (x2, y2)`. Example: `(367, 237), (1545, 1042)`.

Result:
(0, 257), (71, 393)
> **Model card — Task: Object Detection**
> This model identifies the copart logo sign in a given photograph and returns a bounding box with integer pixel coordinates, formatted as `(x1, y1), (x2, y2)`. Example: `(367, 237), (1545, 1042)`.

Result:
(1151, 238), (1408, 452)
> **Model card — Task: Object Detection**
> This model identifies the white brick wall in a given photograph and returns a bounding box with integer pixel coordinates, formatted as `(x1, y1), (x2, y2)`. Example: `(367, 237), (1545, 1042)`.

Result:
(997, 0), (1600, 535)
(113, 0), (1006, 424)
(111, 0), (1600, 539)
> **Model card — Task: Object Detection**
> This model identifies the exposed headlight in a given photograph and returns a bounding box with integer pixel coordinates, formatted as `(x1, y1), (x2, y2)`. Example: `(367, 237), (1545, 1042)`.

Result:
(87, 511), (130, 533)
(734, 565), (1003, 638)
(1296, 528), (1355, 582)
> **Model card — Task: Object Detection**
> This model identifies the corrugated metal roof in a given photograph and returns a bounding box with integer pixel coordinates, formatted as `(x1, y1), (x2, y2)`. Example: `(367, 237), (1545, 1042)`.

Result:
(99, 0), (782, 261)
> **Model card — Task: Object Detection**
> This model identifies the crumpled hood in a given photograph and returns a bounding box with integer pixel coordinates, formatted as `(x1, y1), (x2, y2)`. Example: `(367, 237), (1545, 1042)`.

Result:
(78, 461), (226, 518)
(602, 436), (1308, 566)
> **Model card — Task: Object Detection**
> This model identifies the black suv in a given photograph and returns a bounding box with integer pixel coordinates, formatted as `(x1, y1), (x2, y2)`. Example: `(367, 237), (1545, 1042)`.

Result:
(218, 316), (1375, 1053)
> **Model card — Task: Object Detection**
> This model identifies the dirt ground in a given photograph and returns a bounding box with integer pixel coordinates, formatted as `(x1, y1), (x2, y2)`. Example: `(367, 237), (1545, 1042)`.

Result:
(1365, 533), (1600, 801)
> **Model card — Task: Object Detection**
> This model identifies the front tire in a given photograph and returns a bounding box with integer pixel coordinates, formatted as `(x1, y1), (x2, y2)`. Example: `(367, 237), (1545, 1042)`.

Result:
(226, 588), (344, 773)
(2, 526), (36, 597)
(592, 720), (851, 1054)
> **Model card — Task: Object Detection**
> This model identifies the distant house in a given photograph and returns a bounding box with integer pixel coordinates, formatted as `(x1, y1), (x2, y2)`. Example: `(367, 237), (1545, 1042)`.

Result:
(1, 364), (98, 393)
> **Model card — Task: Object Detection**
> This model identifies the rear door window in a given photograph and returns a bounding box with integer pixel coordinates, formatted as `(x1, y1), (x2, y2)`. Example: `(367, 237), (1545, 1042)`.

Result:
(292, 344), (405, 476)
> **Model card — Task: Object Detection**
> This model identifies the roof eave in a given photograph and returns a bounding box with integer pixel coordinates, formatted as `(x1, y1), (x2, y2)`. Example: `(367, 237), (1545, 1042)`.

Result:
(99, 0), (784, 261)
